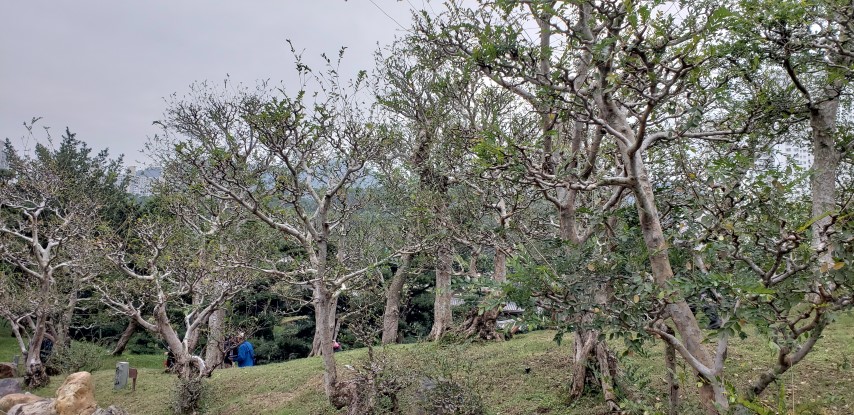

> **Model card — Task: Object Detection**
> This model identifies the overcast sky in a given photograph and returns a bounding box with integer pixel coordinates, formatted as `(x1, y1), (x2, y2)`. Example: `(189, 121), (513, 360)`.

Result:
(1, 1), (421, 166)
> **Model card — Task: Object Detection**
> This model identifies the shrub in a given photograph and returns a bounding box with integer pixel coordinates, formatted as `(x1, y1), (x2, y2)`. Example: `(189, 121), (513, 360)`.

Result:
(45, 341), (105, 374)
(171, 376), (209, 415)
(417, 377), (486, 415)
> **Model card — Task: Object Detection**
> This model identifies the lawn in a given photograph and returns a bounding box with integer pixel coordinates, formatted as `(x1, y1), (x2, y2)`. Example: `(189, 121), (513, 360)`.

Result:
(4, 314), (853, 414)
(0, 324), (22, 363)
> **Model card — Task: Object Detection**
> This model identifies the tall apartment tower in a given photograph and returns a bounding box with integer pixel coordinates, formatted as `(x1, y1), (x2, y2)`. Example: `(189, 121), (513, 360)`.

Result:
(772, 143), (814, 170)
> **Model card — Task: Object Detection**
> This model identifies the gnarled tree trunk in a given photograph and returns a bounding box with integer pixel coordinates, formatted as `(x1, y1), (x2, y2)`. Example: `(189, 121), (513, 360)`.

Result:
(665, 326), (681, 415)
(204, 308), (225, 369)
(568, 321), (618, 411)
(382, 253), (412, 345)
(111, 318), (138, 356)
(626, 149), (724, 413)
(428, 244), (454, 340)
(458, 307), (502, 341)
(459, 246), (507, 341)
(314, 286), (346, 408)
(809, 97), (841, 268)
(24, 312), (49, 388)
(53, 288), (79, 350)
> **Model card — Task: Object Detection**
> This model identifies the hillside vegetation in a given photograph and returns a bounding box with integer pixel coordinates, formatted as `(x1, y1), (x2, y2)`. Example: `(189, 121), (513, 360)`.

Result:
(5, 314), (852, 415)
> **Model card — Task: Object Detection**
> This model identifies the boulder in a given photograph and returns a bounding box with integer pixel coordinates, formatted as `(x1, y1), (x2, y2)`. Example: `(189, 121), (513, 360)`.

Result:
(0, 393), (48, 413)
(7, 398), (56, 415)
(92, 405), (130, 415)
(0, 378), (23, 398)
(0, 363), (16, 379)
(53, 372), (97, 415)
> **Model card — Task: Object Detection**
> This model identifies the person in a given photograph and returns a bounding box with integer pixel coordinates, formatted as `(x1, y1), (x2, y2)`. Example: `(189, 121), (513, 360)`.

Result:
(223, 337), (237, 368)
(164, 347), (177, 373)
(235, 334), (255, 367)
(332, 340), (341, 353)
(690, 289), (722, 330)
(39, 336), (54, 363)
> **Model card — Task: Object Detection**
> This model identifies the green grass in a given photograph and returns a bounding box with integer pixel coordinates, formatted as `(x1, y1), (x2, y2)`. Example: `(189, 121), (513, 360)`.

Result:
(6, 314), (854, 415)
(0, 321), (24, 371)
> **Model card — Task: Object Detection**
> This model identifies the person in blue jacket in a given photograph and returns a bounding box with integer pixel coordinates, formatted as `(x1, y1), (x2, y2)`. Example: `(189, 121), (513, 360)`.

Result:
(235, 333), (255, 367)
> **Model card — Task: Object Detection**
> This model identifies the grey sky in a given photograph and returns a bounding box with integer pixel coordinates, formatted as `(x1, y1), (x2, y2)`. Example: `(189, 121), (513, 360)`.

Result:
(1, 1), (420, 166)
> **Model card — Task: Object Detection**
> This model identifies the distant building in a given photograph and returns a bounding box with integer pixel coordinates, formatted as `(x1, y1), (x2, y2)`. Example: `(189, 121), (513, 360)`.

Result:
(0, 149), (7, 170)
(752, 142), (815, 195)
(126, 166), (162, 196)
(771, 143), (814, 171)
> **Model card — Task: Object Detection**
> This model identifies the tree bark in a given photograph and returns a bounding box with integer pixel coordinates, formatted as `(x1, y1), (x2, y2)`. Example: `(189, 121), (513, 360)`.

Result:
(111, 318), (138, 356)
(204, 308), (225, 369)
(594, 91), (723, 411)
(493, 248), (507, 284)
(458, 307), (502, 341)
(568, 330), (598, 400)
(459, 245), (507, 341)
(0, 313), (29, 356)
(744, 320), (826, 402)
(428, 244), (454, 341)
(382, 253), (412, 345)
(809, 97), (841, 268)
(24, 312), (49, 388)
(665, 326), (681, 415)
(53, 288), (79, 349)
(595, 341), (619, 411)
(185, 293), (205, 353)
(628, 153), (724, 413)
(314, 286), (345, 407)
(558, 199), (579, 243)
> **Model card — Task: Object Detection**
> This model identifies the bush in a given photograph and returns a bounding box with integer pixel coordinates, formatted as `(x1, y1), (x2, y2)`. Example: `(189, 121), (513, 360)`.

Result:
(252, 320), (313, 364)
(415, 344), (488, 415)
(417, 377), (486, 415)
(125, 332), (162, 355)
(171, 376), (209, 415)
(45, 341), (105, 375)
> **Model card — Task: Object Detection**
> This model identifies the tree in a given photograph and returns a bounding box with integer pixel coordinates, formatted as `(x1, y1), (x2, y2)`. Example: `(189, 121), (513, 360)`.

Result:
(158, 49), (401, 406)
(376, 38), (487, 341)
(413, 1), (630, 406)
(96, 183), (257, 413)
(367, 162), (426, 345)
(0, 127), (126, 387)
(680, 0), (854, 405)
(414, 0), (759, 411)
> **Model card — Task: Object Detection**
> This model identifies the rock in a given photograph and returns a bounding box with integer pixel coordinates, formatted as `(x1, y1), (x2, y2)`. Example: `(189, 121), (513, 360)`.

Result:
(53, 372), (97, 415)
(0, 363), (16, 379)
(0, 378), (23, 398)
(92, 405), (130, 415)
(7, 398), (56, 415)
(0, 393), (48, 413)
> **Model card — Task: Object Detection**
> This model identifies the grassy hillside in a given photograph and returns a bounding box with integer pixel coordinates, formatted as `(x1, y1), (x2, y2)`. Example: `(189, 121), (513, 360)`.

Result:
(5, 314), (854, 415)
(0, 322), (22, 364)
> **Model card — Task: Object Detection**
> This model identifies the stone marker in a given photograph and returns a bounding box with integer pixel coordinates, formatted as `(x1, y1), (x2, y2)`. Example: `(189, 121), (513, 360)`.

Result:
(114, 362), (129, 390)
